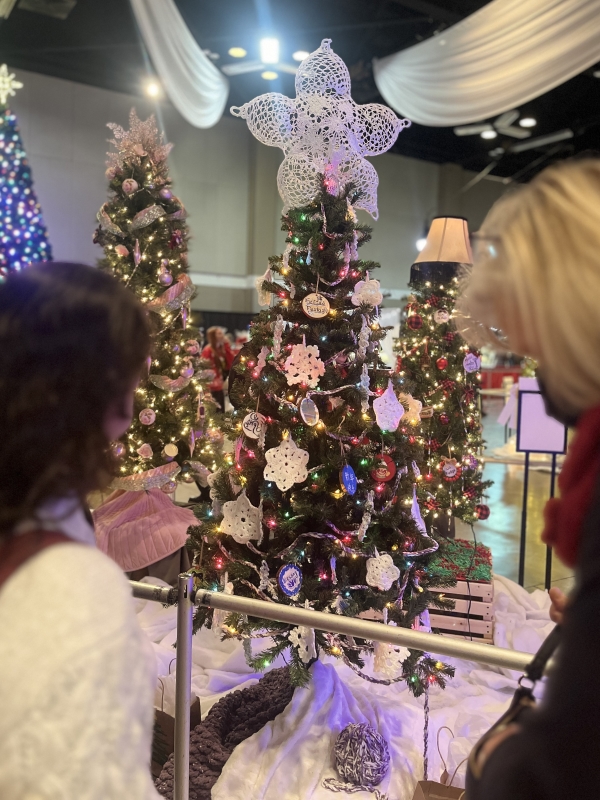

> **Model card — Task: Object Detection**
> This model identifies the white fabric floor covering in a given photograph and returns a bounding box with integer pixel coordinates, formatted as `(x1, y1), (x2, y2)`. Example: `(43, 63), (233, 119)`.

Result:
(135, 574), (554, 797)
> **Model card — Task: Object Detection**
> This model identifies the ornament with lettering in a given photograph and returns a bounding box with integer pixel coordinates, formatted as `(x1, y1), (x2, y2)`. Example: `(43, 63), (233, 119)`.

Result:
(139, 408), (156, 425)
(351, 276), (383, 308)
(371, 454), (396, 483)
(221, 490), (263, 544)
(300, 396), (319, 426)
(420, 406), (434, 419)
(442, 458), (462, 482)
(277, 563), (303, 598)
(366, 550), (400, 592)
(340, 464), (358, 495)
(264, 437), (309, 491)
(463, 353), (481, 373)
(162, 443), (179, 461)
(242, 411), (267, 442)
(373, 380), (404, 432)
(433, 309), (450, 325)
(284, 336), (325, 388)
(302, 292), (330, 319)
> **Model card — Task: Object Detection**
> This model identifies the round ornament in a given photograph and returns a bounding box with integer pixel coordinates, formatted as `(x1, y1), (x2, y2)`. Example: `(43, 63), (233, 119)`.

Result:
(301, 292), (330, 319)
(371, 454), (396, 483)
(161, 258), (170, 269)
(300, 397), (319, 426)
(185, 339), (201, 355)
(112, 442), (125, 458)
(436, 357), (448, 370)
(122, 178), (138, 195)
(137, 443), (153, 458)
(433, 309), (450, 325)
(115, 244), (129, 257)
(159, 187), (173, 200)
(163, 443), (179, 461)
(441, 458), (460, 480)
(159, 271), (173, 286)
(161, 480), (177, 494)
(277, 563), (303, 598)
(463, 353), (481, 373)
(340, 464), (358, 495)
(439, 413), (450, 425)
(171, 344), (181, 354)
(242, 411), (267, 439)
(180, 463), (195, 484)
(475, 503), (490, 520)
(464, 454), (479, 470)
(180, 361), (194, 379)
(331, 723), (390, 790)
(407, 314), (423, 330)
(139, 408), (156, 425)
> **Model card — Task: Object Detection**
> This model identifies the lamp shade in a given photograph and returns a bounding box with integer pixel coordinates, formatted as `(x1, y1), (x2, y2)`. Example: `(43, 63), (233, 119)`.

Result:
(411, 216), (472, 284)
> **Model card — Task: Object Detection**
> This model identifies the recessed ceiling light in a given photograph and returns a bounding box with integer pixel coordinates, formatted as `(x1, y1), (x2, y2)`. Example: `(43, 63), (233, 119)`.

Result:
(144, 80), (161, 98)
(260, 37), (280, 64)
(519, 117), (536, 127)
(481, 130), (497, 139)
(416, 238), (427, 252)
(261, 70), (278, 81)
(228, 47), (247, 58)
(293, 50), (310, 62)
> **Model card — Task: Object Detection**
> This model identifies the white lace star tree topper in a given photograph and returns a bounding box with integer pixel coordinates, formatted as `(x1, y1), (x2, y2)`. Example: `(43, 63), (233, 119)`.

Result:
(0, 64), (23, 106)
(230, 40), (410, 219)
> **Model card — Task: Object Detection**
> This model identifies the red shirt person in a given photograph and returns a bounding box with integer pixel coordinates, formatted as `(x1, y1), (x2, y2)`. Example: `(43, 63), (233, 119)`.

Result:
(201, 326), (235, 409)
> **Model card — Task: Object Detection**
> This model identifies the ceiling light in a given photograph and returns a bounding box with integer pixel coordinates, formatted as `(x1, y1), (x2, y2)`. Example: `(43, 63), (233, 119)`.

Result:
(519, 117), (536, 127)
(260, 37), (280, 64)
(144, 80), (161, 98)
(481, 130), (497, 139)
(293, 50), (310, 62)
(593, 70), (600, 78)
(228, 47), (247, 58)
(416, 238), (427, 252)
(261, 70), (278, 81)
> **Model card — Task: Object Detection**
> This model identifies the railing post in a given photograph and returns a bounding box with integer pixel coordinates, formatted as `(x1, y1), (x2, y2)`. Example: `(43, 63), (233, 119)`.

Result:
(174, 573), (193, 800)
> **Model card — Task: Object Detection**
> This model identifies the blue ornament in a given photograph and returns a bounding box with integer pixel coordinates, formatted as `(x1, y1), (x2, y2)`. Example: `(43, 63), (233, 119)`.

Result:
(278, 563), (303, 597)
(340, 464), (358, 496)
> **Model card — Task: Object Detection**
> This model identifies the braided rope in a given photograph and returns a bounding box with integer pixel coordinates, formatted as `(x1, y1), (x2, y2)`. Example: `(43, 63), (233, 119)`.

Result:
(423, 686), (430, 781)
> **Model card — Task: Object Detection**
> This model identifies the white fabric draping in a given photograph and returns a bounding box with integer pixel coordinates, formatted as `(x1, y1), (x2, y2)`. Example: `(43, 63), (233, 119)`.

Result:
(373, 0), (600, 127)
(130, 0), (229, 128)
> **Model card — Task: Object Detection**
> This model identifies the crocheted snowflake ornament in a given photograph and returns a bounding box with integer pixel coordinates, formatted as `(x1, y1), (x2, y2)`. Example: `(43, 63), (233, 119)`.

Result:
(351, 277), (383, 308)
(221, 490), (263, 544)
(264, 437), (310, 492)
(230, 39), (410, 219)
(366, 549), (400, 592)
(289, 613), (317, 664)
(284, 336), (325, 388)
(373, 380), (404, 432)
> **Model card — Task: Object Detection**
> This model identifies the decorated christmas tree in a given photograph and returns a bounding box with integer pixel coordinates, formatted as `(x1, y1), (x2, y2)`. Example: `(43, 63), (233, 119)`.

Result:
(394, 217), (491, 527)
(94, 111), (222, 494)
(0, 65), (52, 280)
(188, 41), (454, 695)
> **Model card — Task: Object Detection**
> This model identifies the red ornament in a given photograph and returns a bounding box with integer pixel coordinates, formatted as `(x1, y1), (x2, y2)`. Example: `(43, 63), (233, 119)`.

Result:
(441, 379), (455, 394)
(370, 454), (396, 482)
(475, 504), (491, 520)
(427, 295), (441, 307)
(463, 487), (477, 500)
(439, 413), (450, 425)
(444, 332), (456, 343)
(429, 438), (440, 451)
(436, 357), (448, 370)
(396, 356), (402, 371)
(407, 314), (423, 330)
(425, 497), (440, 511)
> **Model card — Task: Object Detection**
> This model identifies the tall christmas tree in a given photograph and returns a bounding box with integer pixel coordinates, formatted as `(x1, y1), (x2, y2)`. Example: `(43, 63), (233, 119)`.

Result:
(0, 65), (52, 280)
(94, 111), (221, 493)
(394, 217), (491, 527)
(188, 41), (454, 695)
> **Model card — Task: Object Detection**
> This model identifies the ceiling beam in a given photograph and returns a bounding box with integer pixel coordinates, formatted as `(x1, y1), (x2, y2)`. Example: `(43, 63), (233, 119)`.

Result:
(386, 0), (461, 24)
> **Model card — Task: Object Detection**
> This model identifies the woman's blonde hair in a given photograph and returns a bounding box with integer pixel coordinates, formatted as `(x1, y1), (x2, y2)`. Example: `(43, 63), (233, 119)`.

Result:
(457, 158), (600, 416)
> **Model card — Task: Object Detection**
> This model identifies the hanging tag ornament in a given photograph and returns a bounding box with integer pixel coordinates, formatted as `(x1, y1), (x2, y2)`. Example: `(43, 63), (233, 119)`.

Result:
(433, 309), (450, 324)
(302, 292), (330, 319)
(300, 397), (319, 426)
(340, 464), (358, 495)
(351, 272), (383, 308)
(371, 454), (396, 482)
(278, 563), (303, 598)
(242, 411), (267, 441)
(463, 353), (481, 373)
(373, 380), (404, 432)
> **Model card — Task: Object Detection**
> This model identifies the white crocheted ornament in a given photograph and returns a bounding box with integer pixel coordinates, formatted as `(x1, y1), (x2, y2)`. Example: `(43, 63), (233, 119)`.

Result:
(284, 336), (325, 388)
(255, 267), (273, 307)
(212, 580), (234, 634)
(366, 549), (400, 592)
(373, 621), (410, 678)
(230, 39), (409, 220)
(264, 436), (309, 492)
(289, 608), (317, 664)
(373, 380), (404, 432)
(351, 276), (383, 308)
(221, 490), (263, 545)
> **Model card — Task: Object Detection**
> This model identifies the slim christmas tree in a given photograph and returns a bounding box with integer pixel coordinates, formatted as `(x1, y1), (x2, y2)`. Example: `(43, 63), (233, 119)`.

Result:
(394, 217), (491, 527)
(94, 111), (221, 493)
(188, 41), (454, 695)
(0, 65), (52, 280)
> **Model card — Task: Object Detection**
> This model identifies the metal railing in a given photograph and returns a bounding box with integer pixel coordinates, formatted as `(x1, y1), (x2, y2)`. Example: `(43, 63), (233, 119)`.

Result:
(132, 575), (547, 800)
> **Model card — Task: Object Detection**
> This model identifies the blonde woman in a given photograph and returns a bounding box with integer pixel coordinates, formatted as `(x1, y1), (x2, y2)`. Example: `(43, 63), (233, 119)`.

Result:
(459, 158), (600, 800)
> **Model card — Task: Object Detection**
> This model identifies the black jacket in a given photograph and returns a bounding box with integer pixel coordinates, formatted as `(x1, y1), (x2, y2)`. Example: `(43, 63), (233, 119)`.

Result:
(466, 477), (600, 799)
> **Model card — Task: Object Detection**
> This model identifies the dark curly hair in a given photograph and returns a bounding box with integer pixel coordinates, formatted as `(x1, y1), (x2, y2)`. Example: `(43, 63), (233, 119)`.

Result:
(0, 262), (151, 537)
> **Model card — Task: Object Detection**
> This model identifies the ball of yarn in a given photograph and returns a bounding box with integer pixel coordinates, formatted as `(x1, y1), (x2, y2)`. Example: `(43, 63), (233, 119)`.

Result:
(334, 723), (390, 788)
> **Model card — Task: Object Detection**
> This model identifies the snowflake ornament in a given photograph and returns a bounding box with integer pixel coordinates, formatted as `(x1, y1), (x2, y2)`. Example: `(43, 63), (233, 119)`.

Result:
(284, 335), (325, 388)
(366, 549), (401, 592)
(221, 490), (263, 545)
(351, 275), (383, 308)
(373, 615), (410, 678)
(0, 64), (23, 106)
(264, 436), (309, 492)
(289, 603), (318, 664)
(230, 40), (410, 219)
(373, 380), (404, 432)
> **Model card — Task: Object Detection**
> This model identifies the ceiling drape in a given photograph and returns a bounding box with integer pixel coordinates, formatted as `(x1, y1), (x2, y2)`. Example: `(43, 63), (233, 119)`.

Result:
(130, 0), (229, 128)
(373, 0), (600, 127)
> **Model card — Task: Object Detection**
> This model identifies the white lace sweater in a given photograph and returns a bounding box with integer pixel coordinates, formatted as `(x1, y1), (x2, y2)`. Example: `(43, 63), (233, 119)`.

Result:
(0, 502), (160, 799)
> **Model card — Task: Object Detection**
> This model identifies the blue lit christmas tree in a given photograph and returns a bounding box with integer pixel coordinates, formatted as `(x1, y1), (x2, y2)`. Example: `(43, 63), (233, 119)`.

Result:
(0, 65), (52, 280)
